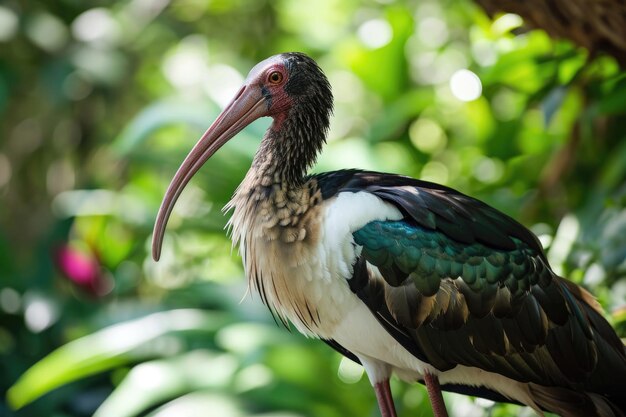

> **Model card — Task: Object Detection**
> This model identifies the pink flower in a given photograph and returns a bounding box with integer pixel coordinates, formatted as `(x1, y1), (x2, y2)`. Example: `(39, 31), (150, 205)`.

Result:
(54, 245), (110, 296)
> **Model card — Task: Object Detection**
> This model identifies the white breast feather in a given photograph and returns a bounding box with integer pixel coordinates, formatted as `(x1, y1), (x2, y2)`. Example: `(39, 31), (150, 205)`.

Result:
(287, 191), (404, 337)
(320, 191), (403, 282)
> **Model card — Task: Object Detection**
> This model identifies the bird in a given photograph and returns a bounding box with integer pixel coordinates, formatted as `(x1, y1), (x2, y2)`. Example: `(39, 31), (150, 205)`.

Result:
(152, 52), (626, 417)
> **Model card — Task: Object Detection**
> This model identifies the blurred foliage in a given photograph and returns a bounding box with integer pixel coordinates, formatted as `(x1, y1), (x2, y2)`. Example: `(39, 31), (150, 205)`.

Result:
(1, 0), (625, 416)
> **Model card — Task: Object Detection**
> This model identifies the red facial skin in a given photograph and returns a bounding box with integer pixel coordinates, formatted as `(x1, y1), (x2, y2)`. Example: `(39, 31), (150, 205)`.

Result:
(263, 64), (293, 125)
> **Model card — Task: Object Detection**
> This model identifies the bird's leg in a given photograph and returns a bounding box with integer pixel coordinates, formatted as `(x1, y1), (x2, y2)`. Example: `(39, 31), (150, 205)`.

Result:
(424, 372), (449, 417)
(374, 378), (397, 417)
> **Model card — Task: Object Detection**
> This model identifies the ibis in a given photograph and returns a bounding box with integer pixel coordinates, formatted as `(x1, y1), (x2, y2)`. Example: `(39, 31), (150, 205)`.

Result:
(152, 53), (626, 417)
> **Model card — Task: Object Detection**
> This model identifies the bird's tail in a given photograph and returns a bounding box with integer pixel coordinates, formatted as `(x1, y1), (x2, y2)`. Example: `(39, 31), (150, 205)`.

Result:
(547, 278), (626, 417)
(529, 383), (625, 417)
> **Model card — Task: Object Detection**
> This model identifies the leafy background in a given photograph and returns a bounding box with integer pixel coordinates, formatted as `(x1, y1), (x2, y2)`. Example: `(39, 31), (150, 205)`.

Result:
(1, 0), (625, 416)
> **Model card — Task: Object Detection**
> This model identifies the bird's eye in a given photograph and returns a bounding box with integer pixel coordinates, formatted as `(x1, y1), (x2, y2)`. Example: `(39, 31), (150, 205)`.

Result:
(268, 71), (284, 84)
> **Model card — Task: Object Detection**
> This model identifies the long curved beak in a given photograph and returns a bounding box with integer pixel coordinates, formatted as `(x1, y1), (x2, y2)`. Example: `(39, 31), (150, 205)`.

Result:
(152, 84), (267, 261)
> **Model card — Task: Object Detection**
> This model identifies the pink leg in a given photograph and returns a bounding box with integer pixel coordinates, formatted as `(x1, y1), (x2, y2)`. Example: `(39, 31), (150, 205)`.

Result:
(374, 379), (397, 417)
(424, 373), (449, 417)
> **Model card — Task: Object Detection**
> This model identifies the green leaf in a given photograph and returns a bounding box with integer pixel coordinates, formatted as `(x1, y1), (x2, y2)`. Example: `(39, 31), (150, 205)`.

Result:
(145, 392), (244, 417)
(367, 90), (434, 142)
(112, 99), (220, 156)
(93, 351), (238, 417)
(596, 76), (626, 115)
(7, 309), (225, 410)
(343, 6), (413, 101)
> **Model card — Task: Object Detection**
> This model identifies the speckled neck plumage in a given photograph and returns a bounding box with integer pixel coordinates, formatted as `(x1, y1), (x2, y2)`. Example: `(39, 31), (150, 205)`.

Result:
(254, 105), (330, 186)
(229, 139), (324, 236)
(225, 118), (328, 330)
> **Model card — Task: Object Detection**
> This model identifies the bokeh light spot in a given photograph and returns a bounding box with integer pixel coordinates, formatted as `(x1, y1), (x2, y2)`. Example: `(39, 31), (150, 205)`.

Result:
(475, 398), (495, 408)
(358, 19), (393, 49)
(235, 364), (273, 392)
(10, 119), (43, 155)
(0, 153), (12, 188)
(449, 69), (482, 102)
(410, 47), (467, 85)
(548, 214), (580, 275)
(584, 263), (606, 287)
(203, 64), (245, 109)
(151, 393), (241, 417)
(46, 159), (75, 196)
(451, 395), (486, 417)
(409, 118), (446, 154)
(329, 70), (364, 103)
(473, 157), (503, 183)
(163, 37), (209, 90)
(24, 296), (58, 333)
(337, 356), (364, 384)
(418, 17), (449, 48)
(492, 13), (523, 36)
(0, 7), (18, 41)
(129, 362), (174, 390)
(421, 161), (449, 184)
(62, 72), (93, 101)
(72, 8), (120, 45)
(0, 288), (21, 314)
(25, 13), (68, 52)
(471, 39), (497, 67)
